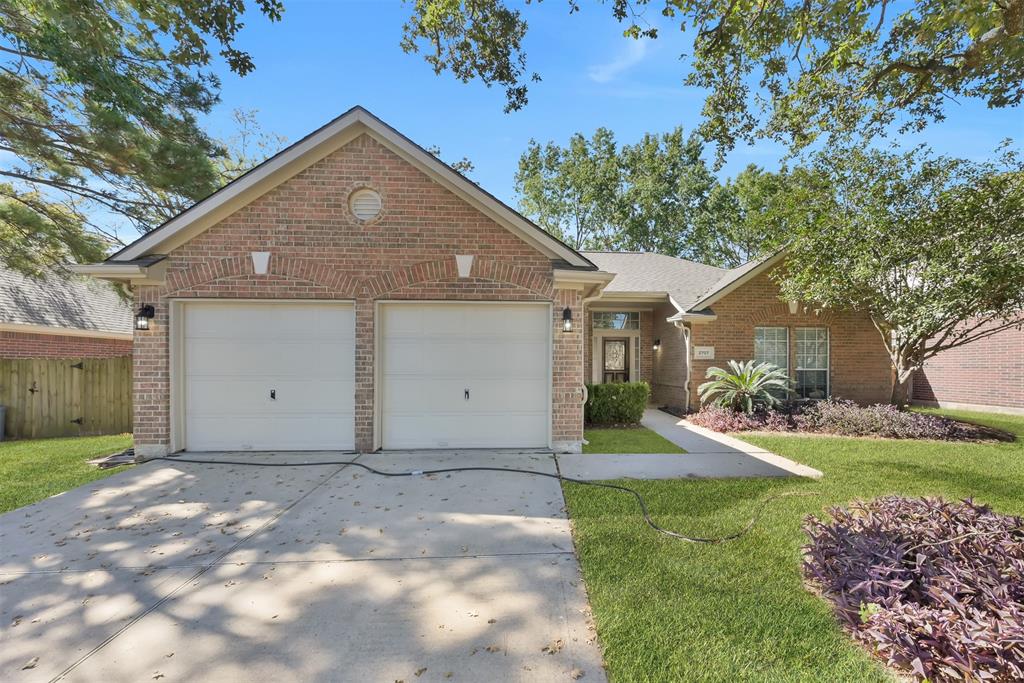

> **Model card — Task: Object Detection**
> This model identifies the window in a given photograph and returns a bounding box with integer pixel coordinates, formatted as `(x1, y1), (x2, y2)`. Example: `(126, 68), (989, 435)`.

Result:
(754, 327), (789, 371)
(795, 328), (829, 399)
(593, 312), (639, 330)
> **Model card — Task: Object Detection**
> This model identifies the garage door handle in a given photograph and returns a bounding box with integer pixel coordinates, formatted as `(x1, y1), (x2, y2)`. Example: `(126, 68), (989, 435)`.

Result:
(270, 389), (276, 400)
(464, 389), (470, 401)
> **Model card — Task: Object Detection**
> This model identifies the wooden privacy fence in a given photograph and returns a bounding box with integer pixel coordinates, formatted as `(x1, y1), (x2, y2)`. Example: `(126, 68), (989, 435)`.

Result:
(0, 357), (132, 439)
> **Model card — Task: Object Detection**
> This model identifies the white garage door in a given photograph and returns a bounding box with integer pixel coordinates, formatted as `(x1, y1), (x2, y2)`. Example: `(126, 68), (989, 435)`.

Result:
(183, 302), (355, 451)
(381, 303), (550, 449)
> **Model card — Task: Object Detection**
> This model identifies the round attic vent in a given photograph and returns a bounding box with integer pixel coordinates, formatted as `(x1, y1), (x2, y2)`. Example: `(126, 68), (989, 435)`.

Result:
(349, 188), (382, 221)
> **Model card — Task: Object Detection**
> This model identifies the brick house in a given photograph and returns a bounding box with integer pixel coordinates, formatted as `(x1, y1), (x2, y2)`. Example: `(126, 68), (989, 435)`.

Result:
(912, 321), (1024, 415)
(1, 266), (133, 359)
(76, 107), (894, 459)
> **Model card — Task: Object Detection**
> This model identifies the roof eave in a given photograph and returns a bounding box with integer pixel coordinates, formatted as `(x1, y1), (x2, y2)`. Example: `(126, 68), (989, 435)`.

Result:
(72, 258), (168, 285)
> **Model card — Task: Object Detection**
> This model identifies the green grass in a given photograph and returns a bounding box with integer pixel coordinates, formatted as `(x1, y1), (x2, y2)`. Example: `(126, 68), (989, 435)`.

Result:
(0, 434), (133, 513)
(584, 427), (686, 454)
(564, 410), (1024, 682)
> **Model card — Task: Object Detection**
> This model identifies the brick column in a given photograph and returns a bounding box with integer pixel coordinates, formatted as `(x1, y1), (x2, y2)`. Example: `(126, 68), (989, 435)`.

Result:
(552, 288), (584, 452)
(132, 286), (170, 459)
(353, 296), (375, 452)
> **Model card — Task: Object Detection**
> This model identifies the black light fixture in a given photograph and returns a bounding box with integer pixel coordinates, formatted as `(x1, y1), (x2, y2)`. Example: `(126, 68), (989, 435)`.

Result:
(653, 338), (661, 351)
(562, 307), (573, 332)
(135, 304), (155, 331)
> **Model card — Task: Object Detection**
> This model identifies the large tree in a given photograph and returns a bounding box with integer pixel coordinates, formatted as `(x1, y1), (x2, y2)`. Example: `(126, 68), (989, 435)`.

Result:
(401, 1), (1024, 158)
(514, 128), (620, 249)
(606, 127), (718, 258)
(0, 0), (283, 274)
(697, 165), (795, 267)
(774, 145), (1024, 404)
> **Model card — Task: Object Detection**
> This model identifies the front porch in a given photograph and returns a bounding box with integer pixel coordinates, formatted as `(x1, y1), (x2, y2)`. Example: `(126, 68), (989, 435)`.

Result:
(584, 298), (693, 412)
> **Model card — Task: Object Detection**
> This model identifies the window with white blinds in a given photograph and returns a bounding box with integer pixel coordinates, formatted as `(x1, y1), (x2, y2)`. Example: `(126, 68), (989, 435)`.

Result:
(795, 327), (829, 399)
(754, 327), (789, 370)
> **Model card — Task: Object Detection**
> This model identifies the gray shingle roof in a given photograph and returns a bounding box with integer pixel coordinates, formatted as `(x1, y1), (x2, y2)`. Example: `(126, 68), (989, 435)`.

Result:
(582, 252), (728, 310)
(0, 266), (133, 335)
(687, 250), (785, 312)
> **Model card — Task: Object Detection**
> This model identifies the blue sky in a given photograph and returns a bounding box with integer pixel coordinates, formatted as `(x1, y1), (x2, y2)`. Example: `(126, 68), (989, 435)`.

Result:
(204, 0), (1022, 207)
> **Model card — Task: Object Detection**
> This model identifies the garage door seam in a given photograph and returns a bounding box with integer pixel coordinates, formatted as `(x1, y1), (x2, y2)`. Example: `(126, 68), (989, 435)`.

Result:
(48, 457), (359, 683)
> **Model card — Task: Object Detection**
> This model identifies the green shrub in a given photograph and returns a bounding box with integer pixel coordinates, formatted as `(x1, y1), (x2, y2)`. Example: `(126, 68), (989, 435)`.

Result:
(585, 382), (650, 425)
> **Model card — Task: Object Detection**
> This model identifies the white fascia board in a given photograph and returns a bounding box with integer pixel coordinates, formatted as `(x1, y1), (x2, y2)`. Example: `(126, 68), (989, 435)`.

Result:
(71, 260), (168, 285)
(0, 321), (132, 340)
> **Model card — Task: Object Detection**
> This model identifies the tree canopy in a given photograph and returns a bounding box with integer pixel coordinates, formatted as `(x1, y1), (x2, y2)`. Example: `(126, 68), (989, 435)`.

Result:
(515, 127), (785, 265)
(0, 0), (283, 274)
(401, 1), (1024, 158)
(774, 144), (1024, 403)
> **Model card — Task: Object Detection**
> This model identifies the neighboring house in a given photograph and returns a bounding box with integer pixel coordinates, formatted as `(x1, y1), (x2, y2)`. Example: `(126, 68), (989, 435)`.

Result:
(0, 266), (133, 358)
(912, 321), (1024, 416)
(75, 106), (894, 458)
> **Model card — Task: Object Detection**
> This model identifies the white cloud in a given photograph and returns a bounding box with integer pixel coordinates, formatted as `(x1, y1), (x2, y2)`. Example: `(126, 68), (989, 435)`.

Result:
(586, 40), (651, 83)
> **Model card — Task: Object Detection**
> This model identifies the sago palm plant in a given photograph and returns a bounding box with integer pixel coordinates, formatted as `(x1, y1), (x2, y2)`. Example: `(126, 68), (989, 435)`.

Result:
(698, 360), (791, 413)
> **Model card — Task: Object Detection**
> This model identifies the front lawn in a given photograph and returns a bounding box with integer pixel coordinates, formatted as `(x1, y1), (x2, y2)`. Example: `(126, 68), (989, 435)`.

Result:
(565, 409), (1023, 682)
(0, 434), (133, 513)
(584, 427), (686, 454)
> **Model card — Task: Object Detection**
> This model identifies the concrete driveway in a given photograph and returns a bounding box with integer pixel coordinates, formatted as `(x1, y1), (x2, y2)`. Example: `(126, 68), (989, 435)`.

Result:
(0, 452), (604, 682)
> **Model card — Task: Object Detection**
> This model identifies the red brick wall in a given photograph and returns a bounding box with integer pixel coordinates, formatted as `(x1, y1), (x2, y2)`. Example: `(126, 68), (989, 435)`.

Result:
(651, 302), (688, 408)
(913, 320), (1024, 411)
(133, 134), (583, 452)
(686, 270), (893, 409)
(0, 330), (132, 358)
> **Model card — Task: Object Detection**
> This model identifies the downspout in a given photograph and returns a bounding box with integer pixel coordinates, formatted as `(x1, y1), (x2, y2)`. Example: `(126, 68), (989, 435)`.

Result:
(580, 281), (610, 404)
(675, 321), (692, 413)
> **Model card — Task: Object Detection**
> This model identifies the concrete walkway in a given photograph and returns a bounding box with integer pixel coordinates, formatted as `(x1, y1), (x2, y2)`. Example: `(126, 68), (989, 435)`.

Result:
(556, 409), (822, 480)
(1, 451), (604, 683)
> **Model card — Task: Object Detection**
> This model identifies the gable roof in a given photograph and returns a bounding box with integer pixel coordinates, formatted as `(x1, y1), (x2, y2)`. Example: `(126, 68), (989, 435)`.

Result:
(582, 251), (727, 310)
(683, 250), (786, 313)
(0, 266), (132, 336)
(104, 106), (595, 270)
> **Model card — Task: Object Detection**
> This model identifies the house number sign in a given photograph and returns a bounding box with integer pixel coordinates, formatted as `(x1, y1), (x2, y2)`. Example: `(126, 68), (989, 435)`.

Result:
(693, 346), (715, 360)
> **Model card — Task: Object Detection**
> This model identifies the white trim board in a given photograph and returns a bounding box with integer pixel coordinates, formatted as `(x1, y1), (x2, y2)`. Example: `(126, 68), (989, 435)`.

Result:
(0, 321), (132, 341)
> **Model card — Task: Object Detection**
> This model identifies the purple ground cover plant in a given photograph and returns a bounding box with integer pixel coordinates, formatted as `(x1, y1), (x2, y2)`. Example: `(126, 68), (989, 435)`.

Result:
(803, 496), (1024, 681)
(688, 400), (994, 441)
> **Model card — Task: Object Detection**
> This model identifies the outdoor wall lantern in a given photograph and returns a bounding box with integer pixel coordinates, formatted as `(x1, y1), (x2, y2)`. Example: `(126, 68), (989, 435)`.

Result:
(653, 338), (661, 351)
(135, 304), (155, 331)
(562, 307), (573, 332)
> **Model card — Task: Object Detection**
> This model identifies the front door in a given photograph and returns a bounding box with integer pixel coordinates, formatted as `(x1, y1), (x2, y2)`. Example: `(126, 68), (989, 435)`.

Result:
(602, 338), (629, 383)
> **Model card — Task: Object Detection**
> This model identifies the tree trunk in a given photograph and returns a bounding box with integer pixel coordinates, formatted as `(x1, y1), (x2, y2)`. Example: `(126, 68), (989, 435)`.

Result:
(890, 373), (912, 406)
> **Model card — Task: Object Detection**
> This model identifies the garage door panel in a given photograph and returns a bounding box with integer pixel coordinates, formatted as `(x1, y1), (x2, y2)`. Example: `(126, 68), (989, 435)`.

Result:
(384, 339), (547, 379)
(184, 303), (354, 451)
(384, 413), (548, 449)
(185, 340), (353, 377)
(382, 378), (468, 414)
(185, 305), (351, 339)
(381, 304), (550, 449)
(187, 378), (355, 415)
(187, 415), (354, 451)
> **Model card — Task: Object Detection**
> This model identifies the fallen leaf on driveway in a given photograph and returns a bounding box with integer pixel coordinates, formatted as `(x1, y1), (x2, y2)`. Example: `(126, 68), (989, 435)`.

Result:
(542, 639), (564, 655)
(571, 668), (585, 679)
(22, 657), (38, 670)
(484, 645), (501, 653)
(414, 667), (427, 677)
